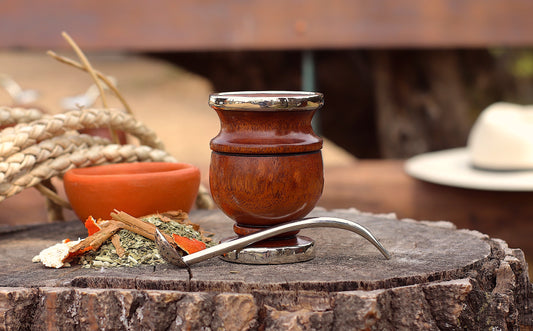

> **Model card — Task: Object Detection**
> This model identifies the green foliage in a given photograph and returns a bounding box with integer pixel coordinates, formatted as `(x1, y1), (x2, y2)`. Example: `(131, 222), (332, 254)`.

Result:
(512, 51), (533, 78)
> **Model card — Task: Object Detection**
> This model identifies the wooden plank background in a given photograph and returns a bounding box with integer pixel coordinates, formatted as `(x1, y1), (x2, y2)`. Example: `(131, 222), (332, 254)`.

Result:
(1, 0), (533, 51)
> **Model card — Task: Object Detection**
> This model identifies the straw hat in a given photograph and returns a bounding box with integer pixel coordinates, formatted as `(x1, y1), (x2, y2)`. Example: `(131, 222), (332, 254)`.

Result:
(405, 102), (533, 191)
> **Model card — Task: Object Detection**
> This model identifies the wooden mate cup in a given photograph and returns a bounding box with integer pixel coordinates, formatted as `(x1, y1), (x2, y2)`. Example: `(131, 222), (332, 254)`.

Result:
(209, 91), (324, 264)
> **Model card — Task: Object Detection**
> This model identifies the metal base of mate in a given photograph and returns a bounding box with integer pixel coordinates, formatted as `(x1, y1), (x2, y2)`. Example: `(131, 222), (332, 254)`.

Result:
(219, 235), (315, 264)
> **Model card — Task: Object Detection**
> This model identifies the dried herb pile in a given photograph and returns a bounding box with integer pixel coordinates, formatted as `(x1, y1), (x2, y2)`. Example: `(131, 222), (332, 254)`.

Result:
(80, 215), (211, 268)
(33, 211), (213, 269)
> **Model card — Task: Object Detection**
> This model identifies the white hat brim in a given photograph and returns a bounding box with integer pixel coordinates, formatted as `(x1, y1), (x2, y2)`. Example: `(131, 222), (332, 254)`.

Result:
(405, 148), (533, 191)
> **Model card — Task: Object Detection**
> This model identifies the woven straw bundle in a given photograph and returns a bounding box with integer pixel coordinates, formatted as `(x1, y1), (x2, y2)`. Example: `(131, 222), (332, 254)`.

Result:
(0, 106), (211, 221)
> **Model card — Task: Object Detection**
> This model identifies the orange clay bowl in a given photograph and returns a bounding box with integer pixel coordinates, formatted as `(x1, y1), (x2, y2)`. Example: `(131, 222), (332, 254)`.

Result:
(63, 162), (201, 221)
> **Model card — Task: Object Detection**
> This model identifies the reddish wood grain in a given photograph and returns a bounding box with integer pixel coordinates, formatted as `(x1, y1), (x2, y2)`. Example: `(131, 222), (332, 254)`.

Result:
(209, 151), (324, 230)
(210, 108), (322, 154)
(208, 92), (324, 246)
(2, 0), (533, 51)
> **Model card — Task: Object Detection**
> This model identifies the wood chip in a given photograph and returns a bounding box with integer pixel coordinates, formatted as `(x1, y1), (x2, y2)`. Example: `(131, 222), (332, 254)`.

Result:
(111, 234), (125, 257)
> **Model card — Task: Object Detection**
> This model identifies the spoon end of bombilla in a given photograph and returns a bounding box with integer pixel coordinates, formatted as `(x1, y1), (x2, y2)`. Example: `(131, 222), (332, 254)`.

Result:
(154, 228), (190, 269)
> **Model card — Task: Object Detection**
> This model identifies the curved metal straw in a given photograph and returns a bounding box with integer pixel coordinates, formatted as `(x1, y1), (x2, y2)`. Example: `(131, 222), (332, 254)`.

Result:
(155, 217), (391, 268)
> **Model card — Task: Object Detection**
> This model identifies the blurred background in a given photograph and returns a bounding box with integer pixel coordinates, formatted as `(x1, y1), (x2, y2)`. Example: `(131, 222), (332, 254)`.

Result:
(1, 1), (533, 274)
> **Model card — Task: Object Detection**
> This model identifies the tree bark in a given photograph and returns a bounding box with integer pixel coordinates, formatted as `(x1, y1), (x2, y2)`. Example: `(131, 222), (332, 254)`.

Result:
(1, 209), (531, 329)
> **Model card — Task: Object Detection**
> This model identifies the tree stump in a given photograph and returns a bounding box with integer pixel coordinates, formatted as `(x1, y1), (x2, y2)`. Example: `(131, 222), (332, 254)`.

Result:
(0, 209), (531, 330)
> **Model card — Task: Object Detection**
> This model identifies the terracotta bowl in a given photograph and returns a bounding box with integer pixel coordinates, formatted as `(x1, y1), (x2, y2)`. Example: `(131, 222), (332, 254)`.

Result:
(63, 162), (201, 221)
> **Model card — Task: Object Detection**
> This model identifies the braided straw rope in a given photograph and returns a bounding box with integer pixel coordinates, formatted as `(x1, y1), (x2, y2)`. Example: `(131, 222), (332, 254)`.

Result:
(0, 107), (43, 126)
(0, 133), (109, 183)
(0, 107), (213, 221)
(0, 142), (176, 200)
(0, 107), (164, 159)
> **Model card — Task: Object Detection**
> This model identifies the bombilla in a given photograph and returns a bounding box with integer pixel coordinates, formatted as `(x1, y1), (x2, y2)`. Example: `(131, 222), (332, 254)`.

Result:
(155, 217), (391, 268)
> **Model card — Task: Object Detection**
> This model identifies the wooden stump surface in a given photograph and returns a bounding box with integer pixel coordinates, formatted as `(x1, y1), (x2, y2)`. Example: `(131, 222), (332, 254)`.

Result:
(0, 209), (531, 330)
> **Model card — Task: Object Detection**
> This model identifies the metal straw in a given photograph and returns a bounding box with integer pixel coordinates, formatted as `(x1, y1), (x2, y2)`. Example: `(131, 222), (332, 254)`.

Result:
(155, 217), (391, 268)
